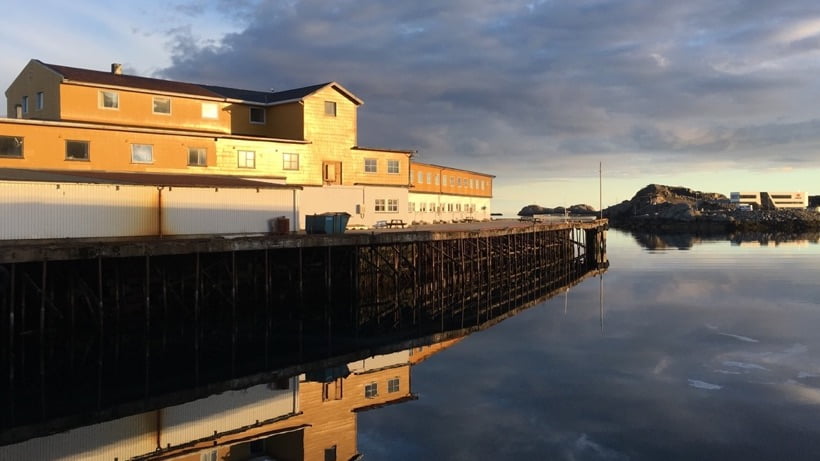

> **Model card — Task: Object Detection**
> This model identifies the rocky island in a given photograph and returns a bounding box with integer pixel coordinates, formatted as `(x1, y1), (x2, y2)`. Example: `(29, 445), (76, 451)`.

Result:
(519, 184), (820, 232)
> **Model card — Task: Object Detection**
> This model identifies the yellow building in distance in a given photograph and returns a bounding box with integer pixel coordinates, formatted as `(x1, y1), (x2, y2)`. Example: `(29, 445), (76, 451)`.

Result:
(1, 59), (494, 231)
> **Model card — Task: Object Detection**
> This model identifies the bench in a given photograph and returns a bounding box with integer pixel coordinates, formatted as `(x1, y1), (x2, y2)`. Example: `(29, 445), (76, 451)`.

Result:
(385, 219), (406, 228)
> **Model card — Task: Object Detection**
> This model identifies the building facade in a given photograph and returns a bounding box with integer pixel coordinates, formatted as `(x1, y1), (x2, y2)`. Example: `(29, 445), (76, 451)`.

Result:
(730, 191), (808, 210)
(2, 60), (491, 232)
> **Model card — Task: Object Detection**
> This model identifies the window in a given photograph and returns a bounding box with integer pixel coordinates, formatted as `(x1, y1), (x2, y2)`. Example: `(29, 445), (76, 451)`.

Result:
(434, 174), (439, 185)
(131, 144), (153, 163)
(100, 91), (119, 109)
(387, 199), (398, 212)
(325, 445), (337, 461)
(153, 97), (171, 114)
(449, 176), (455, 186)
(238, 150), (256, 168)
(364, 158), (377, 173)
(200, 450), (217, 461)
(365, 382), (378, 398)
(442, 174), (447, 186)
(420, 203), (427, 212)
(36, 92), (44, 111)
(409, 202), (415, 212)
(387, 159), (399, 174)
(250, 107), (265, 124)
(65, 140), (89, 161)
(325, 101), (336, 116)
(188, 147), (207, 166)
(374, 199), (386, 212)
(388, 377), (400, 393)
(21, 96), (29, 114)
(283, 153), (299, 170)
(0, 136), (24, 158)
(429, 203), (435, 212)
(417, 171), (423, 184)
(201, 102), (218, 119)
(322, 378), (343, 401)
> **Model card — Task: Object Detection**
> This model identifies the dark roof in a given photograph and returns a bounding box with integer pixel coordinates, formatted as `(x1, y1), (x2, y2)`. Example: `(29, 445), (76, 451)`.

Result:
(40, 60), (345, 106)
(42, 62), (222, 99)
(200, 82), (331, 104)
(0, 168), (296, 189)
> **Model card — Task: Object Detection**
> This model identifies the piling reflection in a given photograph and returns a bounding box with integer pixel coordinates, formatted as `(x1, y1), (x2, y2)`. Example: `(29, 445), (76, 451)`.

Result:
(0, 226), (607, 459)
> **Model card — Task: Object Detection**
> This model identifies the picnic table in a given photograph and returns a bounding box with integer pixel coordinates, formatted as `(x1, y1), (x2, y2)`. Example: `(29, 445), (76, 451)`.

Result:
(385, 219), (406, 228)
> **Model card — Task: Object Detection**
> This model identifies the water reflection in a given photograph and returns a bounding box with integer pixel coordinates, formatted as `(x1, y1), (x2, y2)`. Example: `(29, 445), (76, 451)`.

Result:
(631, 230), (820, 250)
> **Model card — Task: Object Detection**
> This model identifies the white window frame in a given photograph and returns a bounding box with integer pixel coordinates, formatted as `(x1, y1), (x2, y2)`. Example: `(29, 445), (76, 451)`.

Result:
(36, 92), (44, 111)
(201, 102), (218, 119)
(387, 159), (400, 174)
(131, 143), (153, 164)
(21, 96), (29, 114)
(249, 106), (266, 124)
(153, 96), (171, 115)
(283, 152), (299, 170)
(388, 377), (400, 393)
(188, 147), (207, 166)
(238, 150), (256, 169)
(99, 91), (119, 109)
(387, 199), (399, 212)
(364, 158), (377, 173)
(65, 140), (90, 161)
(417, 171), (423, 184)
(374, 199), (386, 212)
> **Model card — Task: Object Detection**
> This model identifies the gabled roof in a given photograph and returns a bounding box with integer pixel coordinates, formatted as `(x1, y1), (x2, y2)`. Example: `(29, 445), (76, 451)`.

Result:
(37, 60), (362, 106)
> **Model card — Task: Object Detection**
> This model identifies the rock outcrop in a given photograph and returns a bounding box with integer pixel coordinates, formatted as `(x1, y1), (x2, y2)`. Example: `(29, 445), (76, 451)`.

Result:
(604, 184), (820, 232)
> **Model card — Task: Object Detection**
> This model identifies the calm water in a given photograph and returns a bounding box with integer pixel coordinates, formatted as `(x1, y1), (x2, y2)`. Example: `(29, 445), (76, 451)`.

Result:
(359, 231), (820, 460)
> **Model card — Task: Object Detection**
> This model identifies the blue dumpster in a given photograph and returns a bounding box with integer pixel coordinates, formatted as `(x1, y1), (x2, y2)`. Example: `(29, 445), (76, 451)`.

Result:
(305, 212), (351, 234)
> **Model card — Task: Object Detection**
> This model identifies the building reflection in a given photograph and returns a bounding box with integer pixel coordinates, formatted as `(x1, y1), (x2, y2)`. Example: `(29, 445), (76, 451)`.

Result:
(1, 339), (464, 461)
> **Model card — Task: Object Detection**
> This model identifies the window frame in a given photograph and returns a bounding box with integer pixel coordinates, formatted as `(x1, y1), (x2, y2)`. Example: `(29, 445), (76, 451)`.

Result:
(364, 382), (378, 398)
(36, 92), (44, 111)
(387, 199), (399, 212)
(249, 106), (266, 124)
(152, 96), (171, 115)
(21, 96), (29, 114)
(65, 140), (90, 161)
(388, 377), (400, 393)
(188, 147), (207, 167)
(283, 152), (299, 170)
(324, 101), (337, 116)
(387, 159), (400, 174)
(130, 143), (154, 164)
(374, 199), (386, 212)
(0, 135), (24, 158)
(99, 90), (119, 110)
(364, 158), (377, 173)
(237, 150), (256, 169)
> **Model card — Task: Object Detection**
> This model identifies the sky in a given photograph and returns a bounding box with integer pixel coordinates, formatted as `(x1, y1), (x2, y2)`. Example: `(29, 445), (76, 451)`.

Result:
(3, 0), (820, 215)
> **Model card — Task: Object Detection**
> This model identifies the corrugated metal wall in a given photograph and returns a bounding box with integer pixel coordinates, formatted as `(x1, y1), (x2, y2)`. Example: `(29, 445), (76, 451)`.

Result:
(162, 186), (297, 235)
(0, 182), (157, 240)
(0, 181), (300, 240)
(300, 185), (411, 229)
(160, 382), (299, 448)
(0, 412), (156, 461)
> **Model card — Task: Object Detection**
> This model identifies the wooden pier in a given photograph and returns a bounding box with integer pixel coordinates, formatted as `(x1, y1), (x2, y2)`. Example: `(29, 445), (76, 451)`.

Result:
(0, 219), (607, 444)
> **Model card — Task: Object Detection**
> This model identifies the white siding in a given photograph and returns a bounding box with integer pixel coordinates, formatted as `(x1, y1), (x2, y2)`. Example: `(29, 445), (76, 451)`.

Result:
(348, 350), (411, 373)
(0, 181), (156, 240)
(408, 191), (491, 223)
(160, 381), (299, 448)
(300, 185), (410, 229)
(162, 187), (298, 235)
(0, 181), (300, 240)
(0, 412), (156, 461)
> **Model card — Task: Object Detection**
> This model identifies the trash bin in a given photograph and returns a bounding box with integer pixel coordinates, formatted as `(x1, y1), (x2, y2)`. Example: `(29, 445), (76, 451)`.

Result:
(305, 212), (351, 234)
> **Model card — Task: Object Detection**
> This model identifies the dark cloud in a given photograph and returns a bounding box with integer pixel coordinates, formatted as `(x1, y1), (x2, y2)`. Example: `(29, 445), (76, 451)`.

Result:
(158, 0), (820, 179)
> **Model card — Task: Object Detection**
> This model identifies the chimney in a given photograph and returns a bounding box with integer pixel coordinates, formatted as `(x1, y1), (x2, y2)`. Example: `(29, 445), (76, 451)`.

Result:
(111, 63), (123, 75)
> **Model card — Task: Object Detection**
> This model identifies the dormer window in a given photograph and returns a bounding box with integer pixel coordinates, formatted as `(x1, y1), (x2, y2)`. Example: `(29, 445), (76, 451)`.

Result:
(249, 107), (265, 124)
(324, 101), (336, 116)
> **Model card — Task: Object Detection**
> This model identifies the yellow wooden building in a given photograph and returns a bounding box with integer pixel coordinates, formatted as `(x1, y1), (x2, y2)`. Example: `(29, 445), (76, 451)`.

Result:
(2, 59), (493, 230)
